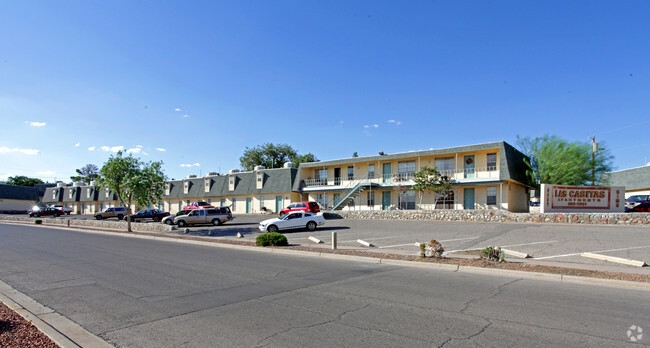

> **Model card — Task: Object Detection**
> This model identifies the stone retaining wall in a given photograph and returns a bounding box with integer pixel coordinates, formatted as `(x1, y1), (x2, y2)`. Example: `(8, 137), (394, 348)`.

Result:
(325, 210), (650, 225)
(0, 216), (175, 233)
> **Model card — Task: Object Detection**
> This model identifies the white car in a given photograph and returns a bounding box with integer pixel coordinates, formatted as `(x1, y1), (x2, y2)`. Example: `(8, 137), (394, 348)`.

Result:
(50, 204), (72, 215)
(259, 211), (325, 233)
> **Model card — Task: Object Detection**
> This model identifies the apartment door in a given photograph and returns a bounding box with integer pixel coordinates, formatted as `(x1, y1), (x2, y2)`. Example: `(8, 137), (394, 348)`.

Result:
(333, 193), (341, 207)
(334, 168), (341, 185)
(246, 197), (252, 213)
(382, 191), (391, 210)
(464, 188), (475, 210)
(383, 163), (391, 183)
(464, 155), (475, 178)
(275, 196), (282, 213)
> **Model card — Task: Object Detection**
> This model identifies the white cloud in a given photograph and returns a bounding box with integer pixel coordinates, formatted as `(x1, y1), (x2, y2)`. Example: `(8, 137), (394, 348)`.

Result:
(180, 163), (200, 167)
(175, 108), (182, 111)
(373, 124), (379, 128)
(363, 125), (370, 128)
(100, 145), (124, 152)
(126, 147), (142, 154)
(74, 143), (80, 147)
(156, 148), (166, 152)
(388, 120), (402, 125)
(88, 146), (96, 151)
(136, 145), (143, 148)
(25, 121), (46, 127)
(0, 147), (40, 155)
(37, 170), (56, 176)
(183, 114), (190, 118)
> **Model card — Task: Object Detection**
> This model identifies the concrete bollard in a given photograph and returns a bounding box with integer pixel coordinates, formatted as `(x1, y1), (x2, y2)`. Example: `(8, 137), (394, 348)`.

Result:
(332, 232), (337, 249)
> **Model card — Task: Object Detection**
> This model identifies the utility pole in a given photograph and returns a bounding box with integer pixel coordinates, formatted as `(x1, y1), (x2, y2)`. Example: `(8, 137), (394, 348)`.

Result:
(590, 136), (598, 186)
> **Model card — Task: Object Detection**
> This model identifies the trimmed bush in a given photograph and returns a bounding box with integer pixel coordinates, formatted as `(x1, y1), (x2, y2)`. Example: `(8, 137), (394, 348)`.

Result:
(34, 219), (42, 225)
(256, 232), (288, 247)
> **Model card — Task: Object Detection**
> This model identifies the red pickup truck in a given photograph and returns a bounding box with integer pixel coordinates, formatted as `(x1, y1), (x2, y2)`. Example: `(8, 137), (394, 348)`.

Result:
(182, 201), (215, 209)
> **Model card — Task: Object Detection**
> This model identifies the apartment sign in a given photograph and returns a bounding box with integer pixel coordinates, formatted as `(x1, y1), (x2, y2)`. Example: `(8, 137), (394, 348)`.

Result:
(540, 184), (625, 213)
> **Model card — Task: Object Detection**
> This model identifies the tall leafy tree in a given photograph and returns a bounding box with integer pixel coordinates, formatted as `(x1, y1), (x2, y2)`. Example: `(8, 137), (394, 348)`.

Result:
(70, 164), (100, 184)
(97, 151), (166, 232)
(412, 166), (453, 209)
(516, 134), (613, 187)
(6, 175), (44, 186)
(239, 143), (318, 170)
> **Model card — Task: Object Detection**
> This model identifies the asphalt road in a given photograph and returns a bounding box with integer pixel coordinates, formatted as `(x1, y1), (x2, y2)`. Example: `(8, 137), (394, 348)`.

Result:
(0, 223), (648, 347)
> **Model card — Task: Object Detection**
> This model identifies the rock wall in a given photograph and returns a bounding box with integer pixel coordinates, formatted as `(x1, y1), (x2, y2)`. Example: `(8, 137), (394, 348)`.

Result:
(0, 216), (175, 233)
(325, 210), (650, 225)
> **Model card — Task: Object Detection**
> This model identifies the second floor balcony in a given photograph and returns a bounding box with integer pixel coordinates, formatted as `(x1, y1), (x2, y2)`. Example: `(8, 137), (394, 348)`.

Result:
(304, 166), (499, 188)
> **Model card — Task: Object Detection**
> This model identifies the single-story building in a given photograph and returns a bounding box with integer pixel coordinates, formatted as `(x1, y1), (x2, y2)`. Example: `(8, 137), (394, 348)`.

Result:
(602, 165), (650, 198)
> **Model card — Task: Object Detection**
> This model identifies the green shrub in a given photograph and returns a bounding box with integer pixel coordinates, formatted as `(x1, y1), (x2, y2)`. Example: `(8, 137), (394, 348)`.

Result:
(34, 219), (42, 225)
(419, 243), (426, 258)
(256, 232), (288, 247)
(481, 246), (505, 262)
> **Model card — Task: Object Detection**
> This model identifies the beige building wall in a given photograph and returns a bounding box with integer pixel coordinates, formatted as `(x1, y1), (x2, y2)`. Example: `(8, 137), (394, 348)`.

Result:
(508, 182), (530, 212)
(0, 199), (36, 211)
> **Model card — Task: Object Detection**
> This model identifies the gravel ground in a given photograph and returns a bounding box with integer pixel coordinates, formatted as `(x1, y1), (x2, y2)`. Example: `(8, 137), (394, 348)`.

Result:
(0, 301), (58, 347)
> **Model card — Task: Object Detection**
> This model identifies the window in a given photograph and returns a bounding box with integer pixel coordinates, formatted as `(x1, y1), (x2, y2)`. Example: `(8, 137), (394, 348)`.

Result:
(398, 190), (416, 210)
(436, 189), (454, 209)
(314, 193), (327, 210)
(183, 180), (189, 194)
(204, 178), (211, 192)
(368, 164), (375, 179)
(435, 157), (454, 177)
(259, 197), (264, 210)
(165, 183), (171, 195)
(398, 161), (416, 180)
(229, 175), (235, 191)
(487, 186), (497, 205)
(256, 172), (263, 189)
(232, 198), (236, 211)
(220, 198), (226, 207)
(487, 153), (497, 171)
(367, 191), (375, 207)
(347, 166), (354, 180)
(316, 169), (327, 185)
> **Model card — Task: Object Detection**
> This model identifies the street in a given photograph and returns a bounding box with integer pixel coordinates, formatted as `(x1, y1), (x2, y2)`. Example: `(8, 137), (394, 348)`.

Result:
(0, 223), (648, 347)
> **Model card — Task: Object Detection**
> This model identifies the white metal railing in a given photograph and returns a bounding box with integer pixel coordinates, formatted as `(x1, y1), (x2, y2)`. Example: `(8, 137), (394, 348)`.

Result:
(304, 167), (498, 188)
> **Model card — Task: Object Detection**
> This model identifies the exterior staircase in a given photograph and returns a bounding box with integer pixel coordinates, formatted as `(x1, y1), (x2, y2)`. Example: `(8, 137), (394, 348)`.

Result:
(331, 182), (379, 210)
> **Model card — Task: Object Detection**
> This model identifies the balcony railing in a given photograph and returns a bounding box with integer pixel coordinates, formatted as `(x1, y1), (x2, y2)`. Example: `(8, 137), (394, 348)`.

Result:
(304, 167), (498, 188)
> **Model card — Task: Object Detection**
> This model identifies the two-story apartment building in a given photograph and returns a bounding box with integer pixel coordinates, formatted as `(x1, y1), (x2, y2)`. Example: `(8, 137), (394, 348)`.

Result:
(42, 141), (532, 214)
(297, 141), (532, 212)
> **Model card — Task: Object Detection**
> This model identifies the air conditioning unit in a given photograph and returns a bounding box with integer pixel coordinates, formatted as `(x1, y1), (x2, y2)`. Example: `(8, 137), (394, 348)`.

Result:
(207, 172), (218, 176)
(228, 169), (240, 174)
(188, 175), (198, 178)
(254, 165), (266, 171)
(284, 162), (294, 168)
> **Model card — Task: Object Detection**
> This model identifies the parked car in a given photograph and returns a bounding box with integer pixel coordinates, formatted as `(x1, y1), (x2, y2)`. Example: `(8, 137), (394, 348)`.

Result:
(625, 202), (650, 213)
(162, 209), (193, 225)
(174, 207), (233, 227)
(625, 195), (650, 209)
(94, 207), (127, 220)
(279, 201), (320, 216)
(29, 207), (64, 218)
(259, 211), (326, 232)
(124, 209), (170, 222)
(182, 201), (215, 210)
(50, 204), (73, 215)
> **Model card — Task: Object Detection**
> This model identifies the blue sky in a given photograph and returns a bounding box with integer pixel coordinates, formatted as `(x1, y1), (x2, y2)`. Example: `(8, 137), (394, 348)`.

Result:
(1, 1), (649, 182)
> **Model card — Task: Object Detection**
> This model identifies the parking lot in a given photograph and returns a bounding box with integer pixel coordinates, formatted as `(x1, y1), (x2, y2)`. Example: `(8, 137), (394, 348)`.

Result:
(10, 213), (650, 271)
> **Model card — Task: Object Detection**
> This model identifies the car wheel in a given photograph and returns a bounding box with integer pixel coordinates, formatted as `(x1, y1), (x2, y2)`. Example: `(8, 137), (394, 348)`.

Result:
(268, 225), (279, 233)
(66, 212), (71, 215)
(212, 219), (221, 226)
(177, 220), (187, 227)
(153, 217), (161, 222)
(95, 216), (102, 220)
(117, 214), (124, 220)
(53, 213), (60, 217)
(164, 219), (173, 225)
(306, 221), (316, 231)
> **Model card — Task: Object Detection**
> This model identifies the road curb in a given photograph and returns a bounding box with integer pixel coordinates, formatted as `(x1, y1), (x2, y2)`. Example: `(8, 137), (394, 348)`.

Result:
(0, 280), (111, 348)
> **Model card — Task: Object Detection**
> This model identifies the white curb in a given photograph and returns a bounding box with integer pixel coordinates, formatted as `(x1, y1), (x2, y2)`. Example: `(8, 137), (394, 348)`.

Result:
(581, 252), (647, 267)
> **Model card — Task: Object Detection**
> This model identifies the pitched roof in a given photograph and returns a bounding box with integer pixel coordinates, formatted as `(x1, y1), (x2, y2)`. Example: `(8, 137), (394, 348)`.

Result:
(602, 165), (650, 190)
(0, 184), (40, 201)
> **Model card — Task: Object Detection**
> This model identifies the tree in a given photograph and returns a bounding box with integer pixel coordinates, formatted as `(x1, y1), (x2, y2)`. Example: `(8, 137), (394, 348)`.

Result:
(516, 134), (613, 188)
(412, 166), (452, 209)
(97, 151), (166, 232)
(6, 176), (44, 186)
(352, 152), (358, 158)
(70, 164), (100, 184)
(239, 143), (318, 170)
